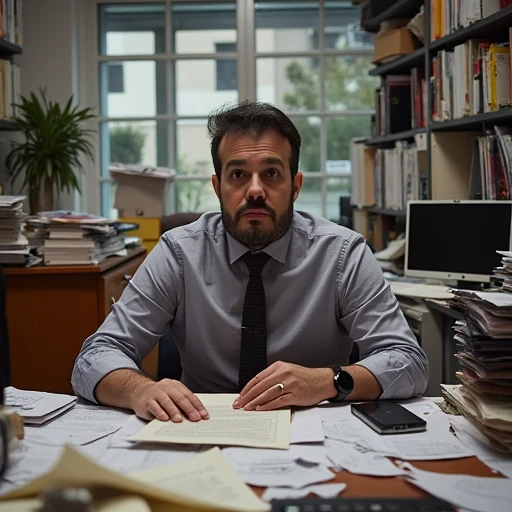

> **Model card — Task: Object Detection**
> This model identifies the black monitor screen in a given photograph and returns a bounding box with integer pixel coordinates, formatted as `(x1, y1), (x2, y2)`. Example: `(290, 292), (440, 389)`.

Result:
(406, 202), (512, 279)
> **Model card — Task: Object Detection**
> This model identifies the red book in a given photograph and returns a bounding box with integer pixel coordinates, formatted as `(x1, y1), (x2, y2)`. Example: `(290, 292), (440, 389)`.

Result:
(501, 0), (512, 7)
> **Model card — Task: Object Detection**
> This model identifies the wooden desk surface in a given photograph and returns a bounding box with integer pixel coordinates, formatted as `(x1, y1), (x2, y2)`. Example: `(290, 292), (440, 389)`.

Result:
(3, 246), (147, 275)
(253, 455), (501, 498)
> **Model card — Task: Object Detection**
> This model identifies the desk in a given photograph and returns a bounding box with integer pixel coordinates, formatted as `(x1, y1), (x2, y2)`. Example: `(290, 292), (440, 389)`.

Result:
(4, 248), (147, 394)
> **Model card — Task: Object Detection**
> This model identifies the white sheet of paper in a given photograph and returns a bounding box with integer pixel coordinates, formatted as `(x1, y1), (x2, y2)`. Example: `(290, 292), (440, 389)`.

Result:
(129, 447), (269, 512)
(262, 483), (346, 502)
(24, 405), (131, 446)
(4, 387), (77, 424)
(289, 443), (332, 466)
(402, 464), (512, 512)
(130, 394), (291, 449)
(109, 415), (147, 448)
(451, 416), (512, 479)
(324, 439), (405, 476)
(222, 447), (335, 489)
(99, 444), (205, 474)
(290, 408), (324, 444)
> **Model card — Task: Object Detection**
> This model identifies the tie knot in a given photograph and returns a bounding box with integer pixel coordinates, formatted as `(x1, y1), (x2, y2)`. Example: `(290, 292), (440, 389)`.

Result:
(242, 252), (270, 276)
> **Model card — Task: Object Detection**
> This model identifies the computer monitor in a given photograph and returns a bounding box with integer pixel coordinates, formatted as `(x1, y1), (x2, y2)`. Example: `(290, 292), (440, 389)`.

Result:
(405, 200), (512, 283)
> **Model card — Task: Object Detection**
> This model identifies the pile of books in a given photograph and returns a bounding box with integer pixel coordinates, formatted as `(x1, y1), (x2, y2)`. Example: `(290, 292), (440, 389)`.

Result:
(0, 195), (32, 266)
(25, 211), (138, 266)
(442, 285), (512, 453)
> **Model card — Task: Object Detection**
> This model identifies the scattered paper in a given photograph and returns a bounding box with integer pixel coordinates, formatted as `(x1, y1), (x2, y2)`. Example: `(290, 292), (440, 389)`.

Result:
(99, 445), (205, 474)
(222, 447), (334, 489)
(4, 387), (77, 425)
(290, 408), (324, 444)
(262, 483), (346, 502)
(0, 445), (269, 512)
(288, 444), (332, 466)
(24, 405), (131, 446)
(402, 464), (512, 512)
(130, 394), (290, 450)
(324, 439), (405, 476)
(130, 447), (269, 512)
(109, 415), (147, 448)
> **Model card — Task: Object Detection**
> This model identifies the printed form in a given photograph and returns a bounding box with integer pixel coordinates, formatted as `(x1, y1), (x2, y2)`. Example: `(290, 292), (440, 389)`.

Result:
(129, 394), (291, 449)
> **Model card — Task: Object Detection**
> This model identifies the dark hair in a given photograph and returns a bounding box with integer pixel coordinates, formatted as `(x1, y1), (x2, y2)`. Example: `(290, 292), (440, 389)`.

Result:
(207, 101), (301, 180)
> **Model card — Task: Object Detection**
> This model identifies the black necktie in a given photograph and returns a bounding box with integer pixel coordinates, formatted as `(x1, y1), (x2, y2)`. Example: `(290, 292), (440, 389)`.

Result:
(239, 252), (271, 391)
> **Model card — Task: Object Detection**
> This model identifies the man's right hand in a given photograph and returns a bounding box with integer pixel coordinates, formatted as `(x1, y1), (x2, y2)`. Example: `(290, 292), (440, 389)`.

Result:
(130, 378), (209, 423)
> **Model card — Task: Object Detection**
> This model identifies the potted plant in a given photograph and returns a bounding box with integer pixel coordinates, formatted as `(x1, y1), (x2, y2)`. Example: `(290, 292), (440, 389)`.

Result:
(6, 88), (95, 214)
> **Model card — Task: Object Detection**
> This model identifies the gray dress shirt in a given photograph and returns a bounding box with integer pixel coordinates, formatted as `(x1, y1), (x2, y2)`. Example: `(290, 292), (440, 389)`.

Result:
(72, 211), (428, 402)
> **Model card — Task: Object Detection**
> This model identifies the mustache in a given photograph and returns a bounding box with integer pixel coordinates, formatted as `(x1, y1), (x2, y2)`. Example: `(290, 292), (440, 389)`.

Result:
(235, 199), (276, 221)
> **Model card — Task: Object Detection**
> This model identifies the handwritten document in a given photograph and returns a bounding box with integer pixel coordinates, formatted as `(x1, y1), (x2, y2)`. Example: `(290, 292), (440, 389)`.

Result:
(129, 394), (290, 449)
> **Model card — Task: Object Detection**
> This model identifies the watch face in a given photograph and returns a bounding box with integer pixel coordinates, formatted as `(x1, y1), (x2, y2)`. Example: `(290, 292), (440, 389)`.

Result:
(335, 370), (354, 393)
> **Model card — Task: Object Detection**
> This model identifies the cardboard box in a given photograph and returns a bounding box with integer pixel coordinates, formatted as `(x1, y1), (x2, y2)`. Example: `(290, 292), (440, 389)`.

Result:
(372, 28), (421, 65)
(110, 165), (176, 218)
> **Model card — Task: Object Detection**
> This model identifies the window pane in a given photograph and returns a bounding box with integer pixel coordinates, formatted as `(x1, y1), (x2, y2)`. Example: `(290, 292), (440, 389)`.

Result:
(295, 177), (322, 217)
(257, 57), (320, 111)
(100, 61), (167, 117)
(324, 56), (376, 111)
(327, 177), (351, 222)
(174, 180), (220, 212)
(324, 2), (374, 50)
(175, 59), (238, 116)
(172, 2), (236, 54)
(176, 119), (212, 176)
(290, 116), (320, 172)
(255, 2), (319, 53)
(326, 116), (372, 172)
(99, 3), (166, 56)
(100, 121), (169, 177)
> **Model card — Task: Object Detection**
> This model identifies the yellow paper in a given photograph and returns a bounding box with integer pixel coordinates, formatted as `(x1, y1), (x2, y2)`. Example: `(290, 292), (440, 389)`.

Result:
(0, 445), (269, 512)
(129, 394), (291, 450)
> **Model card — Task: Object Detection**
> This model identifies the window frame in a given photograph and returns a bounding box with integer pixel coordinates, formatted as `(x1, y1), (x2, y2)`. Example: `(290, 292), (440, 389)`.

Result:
(89, 0), (374, 218)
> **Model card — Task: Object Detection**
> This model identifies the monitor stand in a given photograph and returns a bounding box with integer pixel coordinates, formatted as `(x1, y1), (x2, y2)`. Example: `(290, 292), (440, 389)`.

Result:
(455, 280), (490, 291)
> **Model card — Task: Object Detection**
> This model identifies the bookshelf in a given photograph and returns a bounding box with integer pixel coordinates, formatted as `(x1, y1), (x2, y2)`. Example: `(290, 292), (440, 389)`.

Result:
(352, 0), (512, 251)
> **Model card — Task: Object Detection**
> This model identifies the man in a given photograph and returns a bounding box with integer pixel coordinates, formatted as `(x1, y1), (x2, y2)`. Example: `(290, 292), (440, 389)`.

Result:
(72, 102), (428, 423)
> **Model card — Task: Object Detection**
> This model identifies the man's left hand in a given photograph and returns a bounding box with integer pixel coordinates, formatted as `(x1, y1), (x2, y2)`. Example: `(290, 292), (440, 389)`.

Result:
(233, 361), (335, 411)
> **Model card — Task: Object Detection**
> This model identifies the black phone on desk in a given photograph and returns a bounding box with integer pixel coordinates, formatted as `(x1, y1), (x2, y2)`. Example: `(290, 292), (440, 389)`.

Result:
(351, 402), (427, 435)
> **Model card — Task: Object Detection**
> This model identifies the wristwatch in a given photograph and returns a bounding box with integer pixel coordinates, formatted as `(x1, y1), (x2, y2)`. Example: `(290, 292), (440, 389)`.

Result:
(328, 366), (354, 402)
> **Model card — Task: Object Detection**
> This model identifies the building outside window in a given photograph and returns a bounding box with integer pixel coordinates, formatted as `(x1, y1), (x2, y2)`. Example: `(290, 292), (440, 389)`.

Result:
(96, 0), (375, 221)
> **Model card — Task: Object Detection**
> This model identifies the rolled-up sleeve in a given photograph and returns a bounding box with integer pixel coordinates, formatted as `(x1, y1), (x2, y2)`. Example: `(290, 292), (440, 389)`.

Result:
(339, 236), (428, 399)
(71, 235), (182, 402)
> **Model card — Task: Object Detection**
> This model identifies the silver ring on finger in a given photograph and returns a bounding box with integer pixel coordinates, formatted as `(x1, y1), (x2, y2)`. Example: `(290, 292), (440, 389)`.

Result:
(276, 382), (285, 395)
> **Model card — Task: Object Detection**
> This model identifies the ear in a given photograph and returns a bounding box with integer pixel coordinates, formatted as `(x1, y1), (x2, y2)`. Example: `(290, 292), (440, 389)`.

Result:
(212, 174), (221, 200)
(292, 172), (303, 201)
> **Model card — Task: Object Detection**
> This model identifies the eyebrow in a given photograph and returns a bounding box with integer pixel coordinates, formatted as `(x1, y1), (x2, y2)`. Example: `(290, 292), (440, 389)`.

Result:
(225, 156), (285, 169)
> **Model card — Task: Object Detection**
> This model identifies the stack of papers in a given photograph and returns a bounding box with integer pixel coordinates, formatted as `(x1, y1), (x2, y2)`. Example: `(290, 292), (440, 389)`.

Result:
(0, 196), (31, 266)
(374, 236), (406, 276)
(445, 284), (512, 451)
(494, 250), (512, 293)
(4, 387), (77, 425)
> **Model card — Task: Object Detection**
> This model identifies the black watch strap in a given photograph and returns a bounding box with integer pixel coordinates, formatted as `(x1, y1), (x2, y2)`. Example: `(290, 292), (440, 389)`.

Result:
(328, 366), (354, 402)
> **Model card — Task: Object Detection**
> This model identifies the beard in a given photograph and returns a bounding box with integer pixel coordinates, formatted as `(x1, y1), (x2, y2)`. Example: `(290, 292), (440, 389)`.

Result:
(220, 194), (294, 248)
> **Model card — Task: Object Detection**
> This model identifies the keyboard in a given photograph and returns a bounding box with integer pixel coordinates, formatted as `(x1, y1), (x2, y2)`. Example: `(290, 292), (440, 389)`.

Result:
(270, 497), (456, 512)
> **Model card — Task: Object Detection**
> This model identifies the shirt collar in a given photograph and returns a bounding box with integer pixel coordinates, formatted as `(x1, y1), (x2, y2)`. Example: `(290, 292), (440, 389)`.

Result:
(225, 216), (294, 265)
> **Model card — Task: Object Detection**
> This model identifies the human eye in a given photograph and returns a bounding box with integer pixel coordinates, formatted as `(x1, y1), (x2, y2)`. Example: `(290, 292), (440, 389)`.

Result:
(231, 169), (245, 179)
(266, 168), (279, 178)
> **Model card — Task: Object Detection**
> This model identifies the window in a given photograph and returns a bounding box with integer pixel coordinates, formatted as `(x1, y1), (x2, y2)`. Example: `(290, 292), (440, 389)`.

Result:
(215, 43), (237, 91)
(95, 0), (374, 221)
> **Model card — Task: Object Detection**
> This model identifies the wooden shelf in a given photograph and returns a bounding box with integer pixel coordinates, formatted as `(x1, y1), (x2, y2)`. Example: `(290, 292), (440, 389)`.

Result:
(0, 38), (22, 56)
(365, 128), (425, 146)
(429, 6), (512, 52)
(368, 207), (406, 217)
(431, 108), (512, 132)
(369, 47), (425, 76)
(364, 0), (423, 32)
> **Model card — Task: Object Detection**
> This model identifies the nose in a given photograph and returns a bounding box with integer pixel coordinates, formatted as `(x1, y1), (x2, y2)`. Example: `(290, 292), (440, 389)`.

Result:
(246, 173), (266, 201)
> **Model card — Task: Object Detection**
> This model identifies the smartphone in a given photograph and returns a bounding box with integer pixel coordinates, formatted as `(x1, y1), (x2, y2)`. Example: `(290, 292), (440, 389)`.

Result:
(351, 402), (427, 435)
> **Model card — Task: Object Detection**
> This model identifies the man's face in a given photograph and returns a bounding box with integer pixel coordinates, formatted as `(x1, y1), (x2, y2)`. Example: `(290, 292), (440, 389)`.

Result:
(212, 130), (303, 250)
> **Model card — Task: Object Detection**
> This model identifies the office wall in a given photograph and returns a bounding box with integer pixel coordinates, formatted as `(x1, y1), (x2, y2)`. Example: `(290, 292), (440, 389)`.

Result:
(1, 0), (93, 212)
